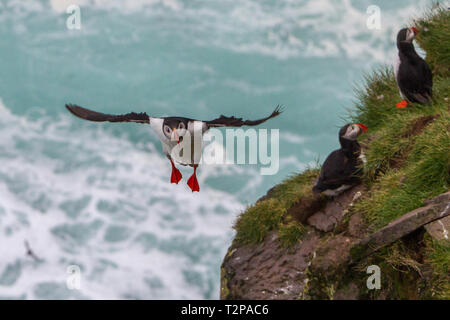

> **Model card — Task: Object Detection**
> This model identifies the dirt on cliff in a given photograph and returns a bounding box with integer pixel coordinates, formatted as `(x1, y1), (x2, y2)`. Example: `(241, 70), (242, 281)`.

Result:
(221, 186), (367, 299)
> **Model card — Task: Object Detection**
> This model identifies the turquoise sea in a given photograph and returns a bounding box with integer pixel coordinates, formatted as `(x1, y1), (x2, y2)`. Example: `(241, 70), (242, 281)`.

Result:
(0, 0), (435, 299)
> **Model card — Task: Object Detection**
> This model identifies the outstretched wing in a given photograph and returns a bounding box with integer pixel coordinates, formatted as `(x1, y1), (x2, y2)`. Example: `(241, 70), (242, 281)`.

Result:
(66, 104), (150, 124)
(204, 105), (283, 128)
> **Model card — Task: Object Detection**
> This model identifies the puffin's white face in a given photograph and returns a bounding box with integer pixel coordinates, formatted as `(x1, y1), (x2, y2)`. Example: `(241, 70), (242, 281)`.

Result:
(343, 123), (367, 141)
(163, 122), (188, 143)
(405, 27), (418, 42)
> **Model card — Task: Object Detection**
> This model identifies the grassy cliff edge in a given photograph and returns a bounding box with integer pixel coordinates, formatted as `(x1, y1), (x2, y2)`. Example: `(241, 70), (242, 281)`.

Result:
(223, 6), (449, 300)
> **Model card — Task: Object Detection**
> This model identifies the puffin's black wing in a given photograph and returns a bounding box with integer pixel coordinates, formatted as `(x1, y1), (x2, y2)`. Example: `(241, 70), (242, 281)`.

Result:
(397, 46), (433, 104)
(313, 150), (360, 193)
(66, 104), (150, 123)
(402, 60), (433, 104)
(204, 105), (282, 128)
(420, 60), (433, 97)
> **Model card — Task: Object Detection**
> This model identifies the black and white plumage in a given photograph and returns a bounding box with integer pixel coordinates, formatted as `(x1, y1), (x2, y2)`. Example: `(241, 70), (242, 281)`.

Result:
(394, 27), (432, 108)
(313, 123), (368, 196)
(66, 104), (282, 192)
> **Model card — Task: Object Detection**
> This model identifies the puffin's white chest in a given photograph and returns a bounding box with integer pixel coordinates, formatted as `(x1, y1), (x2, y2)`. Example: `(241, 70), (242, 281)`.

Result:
(322, 184), (352, 196)
(358, 150), (367, 165)
(149, 118), (205, 165)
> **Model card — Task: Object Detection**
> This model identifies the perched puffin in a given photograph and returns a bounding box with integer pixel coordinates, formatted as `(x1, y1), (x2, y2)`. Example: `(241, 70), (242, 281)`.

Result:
(394, 27), (433, 108)
(66, 104), (282, 192)
(313, 123), (368, 196)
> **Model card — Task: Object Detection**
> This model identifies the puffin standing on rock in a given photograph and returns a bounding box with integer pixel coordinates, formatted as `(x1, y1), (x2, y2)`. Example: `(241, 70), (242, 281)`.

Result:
(66, 104), (282, 192)
(313, 123), (368, 196)
(394, 27), (433, 108)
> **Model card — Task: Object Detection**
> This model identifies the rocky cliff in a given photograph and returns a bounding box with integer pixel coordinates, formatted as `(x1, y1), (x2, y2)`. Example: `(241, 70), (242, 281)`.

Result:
(220, 6), (450, 300)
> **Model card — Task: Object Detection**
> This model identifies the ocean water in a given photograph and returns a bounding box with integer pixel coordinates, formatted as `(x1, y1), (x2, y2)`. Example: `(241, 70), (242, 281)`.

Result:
(0, 0), (435, 299)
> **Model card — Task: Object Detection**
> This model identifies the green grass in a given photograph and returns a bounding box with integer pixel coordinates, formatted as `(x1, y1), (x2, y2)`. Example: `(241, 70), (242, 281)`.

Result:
(233, 168), (319, 245)
(351, 67), (399, 129)
(278, 219), (305, 248)
(234, 198), (286, 245)
(424, 238), (450, 299)
(408, 115), (450, 190)
(353, 114), (449, 229)
(269, 168), (320, 207)
(360, 113), (420, 179)
(414, 4), (450, 77)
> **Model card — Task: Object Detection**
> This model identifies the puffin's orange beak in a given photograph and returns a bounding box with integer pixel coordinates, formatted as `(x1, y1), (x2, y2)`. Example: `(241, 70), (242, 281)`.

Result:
(411, 27), (418, 35)
(356, 123), (368, 133)
(172, 128), (179, 144)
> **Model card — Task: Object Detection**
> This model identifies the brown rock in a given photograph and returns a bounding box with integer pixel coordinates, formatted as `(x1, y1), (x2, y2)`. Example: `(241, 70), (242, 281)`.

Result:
(310, 235), (356, 276)
(350, 192), (450, 262)
(220, 230), (320, 300)
(306, 185), (364, 232)
(305, 235), (358, 299)
(307, 210), (337, 232)
(348, 212), (368, 238)
(287, 196), (327, 223)
(424, 215), (450, 242)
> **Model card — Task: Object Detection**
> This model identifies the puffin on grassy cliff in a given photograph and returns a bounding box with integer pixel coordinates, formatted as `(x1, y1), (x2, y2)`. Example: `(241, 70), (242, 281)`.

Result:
(66, 104), (282, 192)
(394, 27), (433, 108)
(313, 123), (368, 196)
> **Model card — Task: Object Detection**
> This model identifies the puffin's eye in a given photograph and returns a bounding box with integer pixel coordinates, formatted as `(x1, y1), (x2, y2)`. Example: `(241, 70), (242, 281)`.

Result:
(164, 125), (172, 134)
(178, 122), (185, 130)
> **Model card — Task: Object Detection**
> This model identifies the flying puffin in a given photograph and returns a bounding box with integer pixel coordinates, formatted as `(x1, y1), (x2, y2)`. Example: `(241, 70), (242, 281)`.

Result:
(394, 27), (433, 108)
(66, 104), (282, 192)
(313, 123), (368, 196)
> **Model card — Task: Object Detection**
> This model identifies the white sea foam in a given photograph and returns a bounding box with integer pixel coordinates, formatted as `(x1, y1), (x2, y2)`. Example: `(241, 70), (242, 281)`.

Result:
(49, 0), (183, 13)
(0, 99), (247, 299)
(5, 0), (436, 62)
(280, 132), (307, 145)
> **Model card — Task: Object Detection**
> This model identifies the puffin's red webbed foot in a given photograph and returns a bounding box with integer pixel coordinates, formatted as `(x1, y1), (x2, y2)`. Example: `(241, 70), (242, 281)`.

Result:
(396, 100), (409, 108)
(187, 165), (200, 192)
(169, 159), (182, 184)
